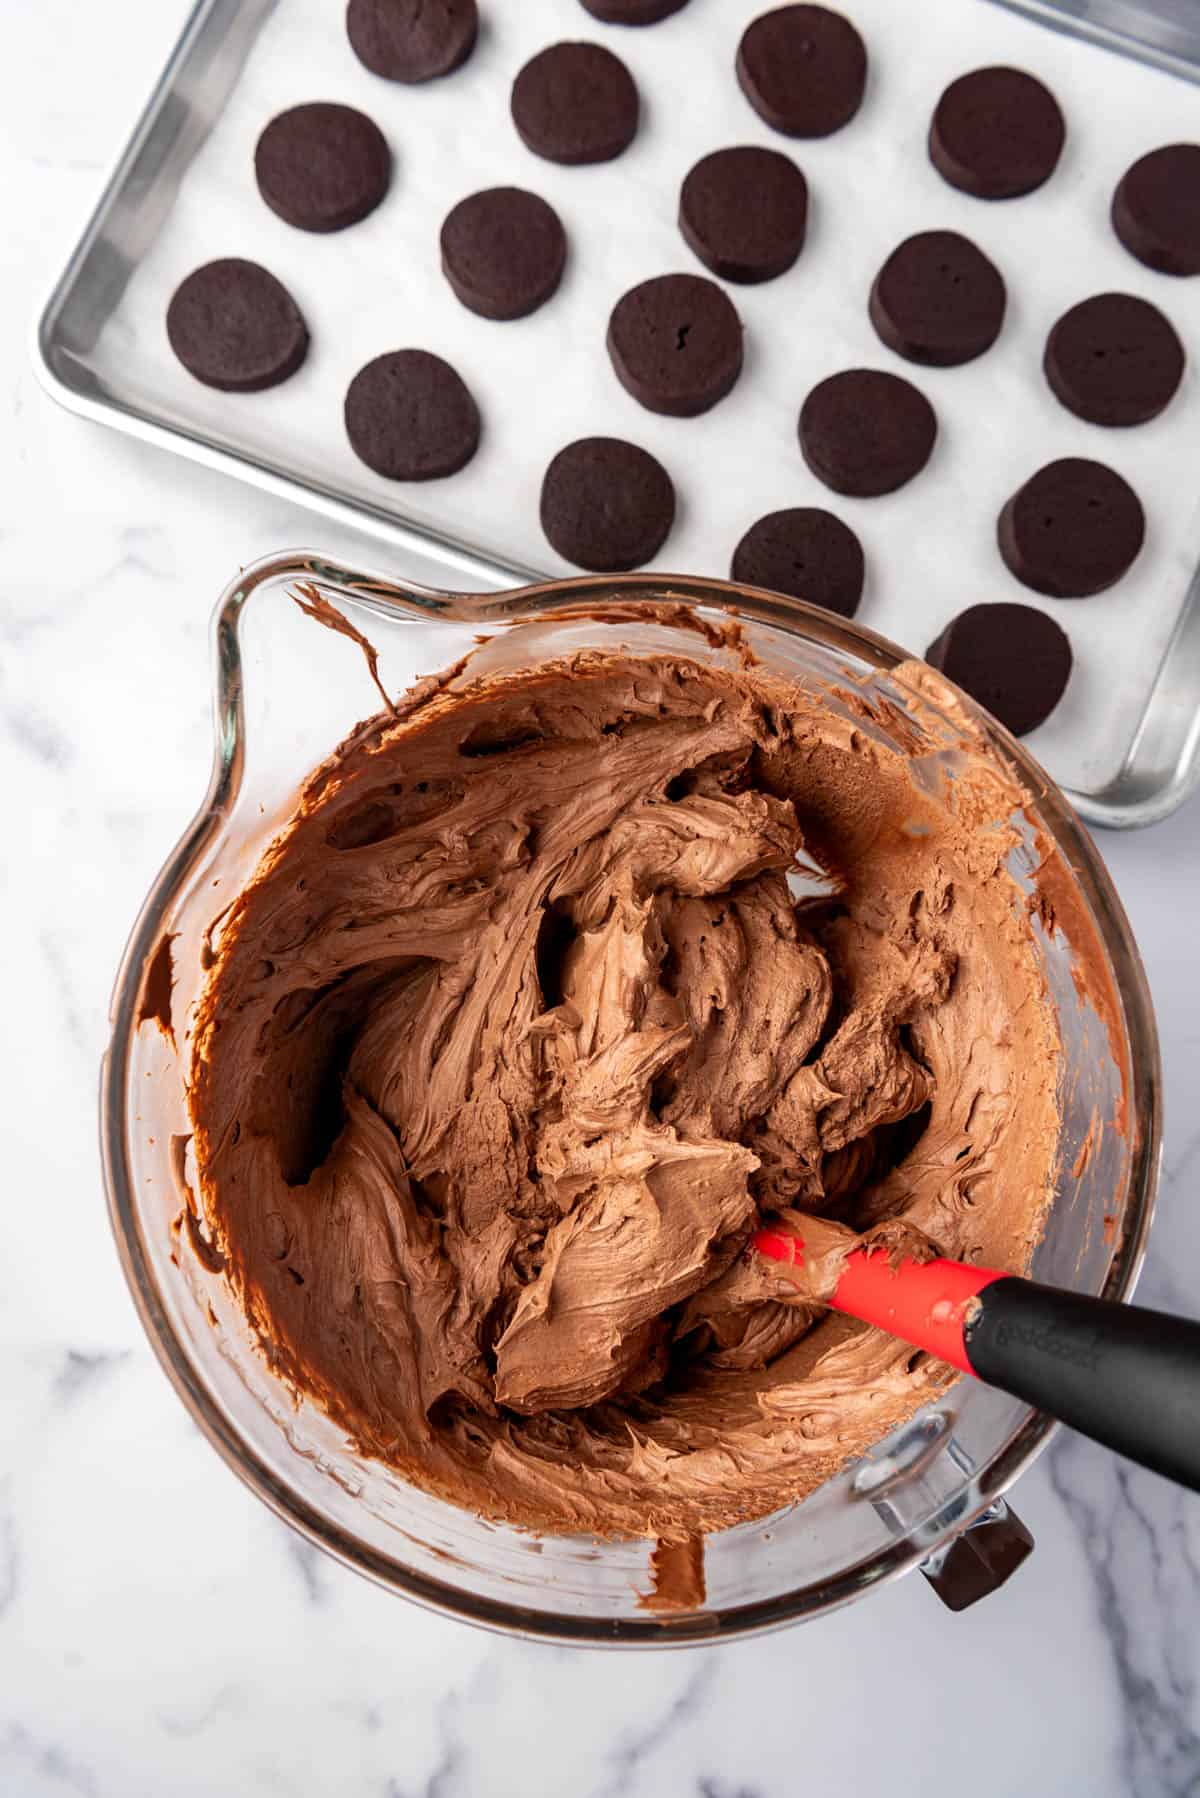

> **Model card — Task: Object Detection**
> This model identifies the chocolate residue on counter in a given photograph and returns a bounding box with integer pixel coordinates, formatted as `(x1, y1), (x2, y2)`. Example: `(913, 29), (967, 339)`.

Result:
(188, 646), (1061, 1537)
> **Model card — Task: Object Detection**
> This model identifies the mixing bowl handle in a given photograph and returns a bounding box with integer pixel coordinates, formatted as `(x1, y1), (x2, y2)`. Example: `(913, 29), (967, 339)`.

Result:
(918, 1498), (1035, 1611)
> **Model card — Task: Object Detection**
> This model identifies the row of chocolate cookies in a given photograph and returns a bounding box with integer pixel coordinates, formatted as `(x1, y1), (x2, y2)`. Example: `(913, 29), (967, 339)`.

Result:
(508, 0), (867, 593)
(163, 2), (1196, 452)
(475, 12), (1179, 752)
(159, 5), (898, 395)
(722, 21), (1191, 739)
(534, 442), (1075, 744)
(161, 2), (1200, 742)
(336, 0), (680, 487)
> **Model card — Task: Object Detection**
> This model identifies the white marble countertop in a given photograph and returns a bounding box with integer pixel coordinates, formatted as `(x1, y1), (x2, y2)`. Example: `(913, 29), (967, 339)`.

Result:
(4, 3), (1199, 1793)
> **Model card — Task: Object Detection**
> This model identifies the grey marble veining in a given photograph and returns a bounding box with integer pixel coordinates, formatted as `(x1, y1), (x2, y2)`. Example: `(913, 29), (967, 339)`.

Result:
(1071, 1451), (1199, 1796)
(3, 2), (1199, 1794)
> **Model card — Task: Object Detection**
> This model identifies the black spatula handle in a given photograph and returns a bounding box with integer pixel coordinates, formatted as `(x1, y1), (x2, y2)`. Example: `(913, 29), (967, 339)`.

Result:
(965, 1279), (1200, 1491)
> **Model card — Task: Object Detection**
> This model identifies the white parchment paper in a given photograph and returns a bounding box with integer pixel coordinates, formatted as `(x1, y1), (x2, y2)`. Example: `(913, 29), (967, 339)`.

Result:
(89, 0), (1200, 791)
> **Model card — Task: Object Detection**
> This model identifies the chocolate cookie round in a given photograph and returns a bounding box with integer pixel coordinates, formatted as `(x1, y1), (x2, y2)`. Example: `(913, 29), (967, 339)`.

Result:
(731, 507), (864, 616)
(799, 369), (937, 496)
(167, 259), (309, 393)
(1112, 144), (1200, 277)
(345, 350), (480, 480)
(440, 187), (567, 320)
(929, 66), (1065, 199)
(255, 102), (390, 232)
(511, 42), (639, 165)
(998, 457), (1144, 597)
(580, 0), (690, 21)
(607, 273), (743, 416)
(869, 230), (1006, 366)
(1044, 292), (1184, 426)
(737, 6), (867, 139)
(541, 436), (675, 569)
(346, 0), (478, 81)
(926, 602), (1072, 736)
(679, 146), (808, 284)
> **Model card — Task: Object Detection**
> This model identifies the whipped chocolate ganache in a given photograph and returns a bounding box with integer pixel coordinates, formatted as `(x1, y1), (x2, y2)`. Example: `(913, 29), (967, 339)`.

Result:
(190, 634), (1060, 1538)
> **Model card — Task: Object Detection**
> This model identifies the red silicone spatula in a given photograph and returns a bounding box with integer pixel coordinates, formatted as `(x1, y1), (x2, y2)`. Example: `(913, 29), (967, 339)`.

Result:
(755, 1226), (1200, 1491)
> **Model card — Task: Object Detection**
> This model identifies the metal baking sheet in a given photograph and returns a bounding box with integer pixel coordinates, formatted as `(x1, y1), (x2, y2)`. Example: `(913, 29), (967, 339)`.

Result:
(36, 0), (1200, 826)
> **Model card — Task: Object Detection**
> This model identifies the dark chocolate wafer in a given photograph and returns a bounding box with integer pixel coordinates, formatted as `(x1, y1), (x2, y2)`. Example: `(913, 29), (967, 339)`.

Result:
(929, 66), (1064, 200)
(731, 507), (864, 616)
(869, 230), (1006, 367)
(680, 146), (808, 284)
(167, 259), (309, 392)
(926, 602), (1072, 736)
(607, 274), (743, 416)
(511, 42), (639, 165)
(1044, 292), (1184, 427)
(1112, 144), (1200, 277)
(580, 0), (690, 20)
(997, 457), (1145, 597)
(255, 102), (390, 233)
(345, 350), (480, 480)
(440, 187), (567, 320)
(737, 6), (867, 139)
(799, 368), (937, 496)
(541, 436), (675, 569)
(346, 0), (478, 82)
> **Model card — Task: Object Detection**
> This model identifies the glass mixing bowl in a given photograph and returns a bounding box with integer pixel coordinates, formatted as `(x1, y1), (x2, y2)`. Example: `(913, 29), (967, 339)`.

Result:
(102, 550), (1160, 1643)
